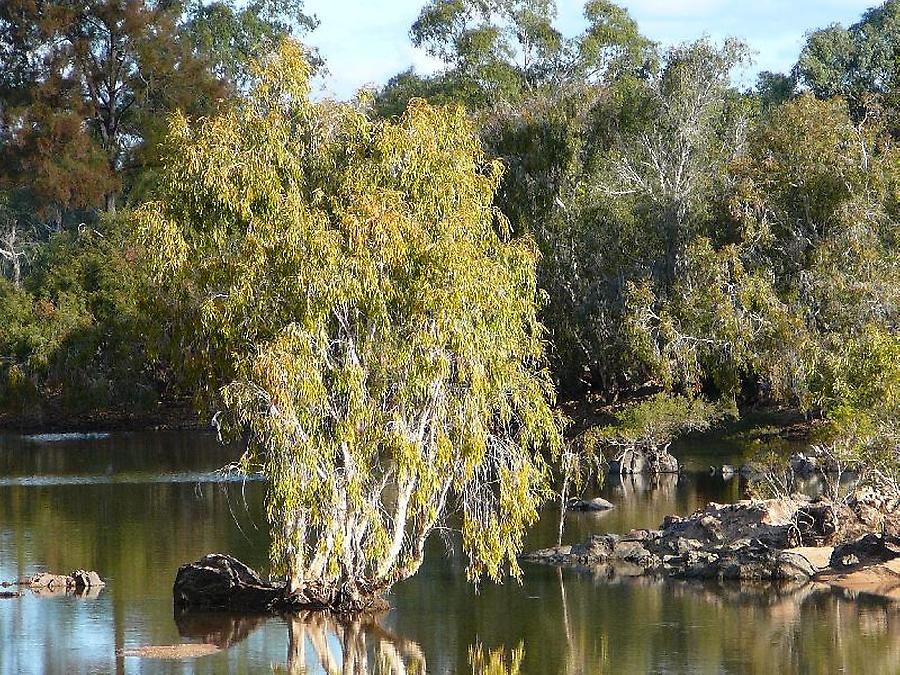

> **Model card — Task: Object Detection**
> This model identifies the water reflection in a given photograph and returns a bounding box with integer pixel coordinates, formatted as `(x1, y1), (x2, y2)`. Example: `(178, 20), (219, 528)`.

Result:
(171, 610), (429, 674)
(175, 611), (270, 650)
(2, 431), (900, 674)
(155, 573), (900, 675)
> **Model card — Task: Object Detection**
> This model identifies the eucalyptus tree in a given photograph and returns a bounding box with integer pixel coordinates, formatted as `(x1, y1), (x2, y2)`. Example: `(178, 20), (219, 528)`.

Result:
(522, 38), (757, 395)
(796, 0), (900, 121)
(140, 42), (563, 609)
(183, 0), (320, 93)
(376, 0), (653, 113)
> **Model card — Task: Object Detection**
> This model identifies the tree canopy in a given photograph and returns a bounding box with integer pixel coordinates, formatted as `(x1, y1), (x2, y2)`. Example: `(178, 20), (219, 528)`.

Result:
(375, 0), (652, 114)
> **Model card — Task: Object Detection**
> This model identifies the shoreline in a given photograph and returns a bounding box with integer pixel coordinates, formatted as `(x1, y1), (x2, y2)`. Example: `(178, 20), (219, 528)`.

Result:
(0, 400), (205, 435)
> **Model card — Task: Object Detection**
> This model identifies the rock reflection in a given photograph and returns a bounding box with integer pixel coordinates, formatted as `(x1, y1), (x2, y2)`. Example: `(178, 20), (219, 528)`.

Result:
(0, 582), (105, 601)
(175, 610), (270, 649)
(609, 471), (680, 499)
(554, 564), (900, 674)
(175, 610), (428, 674)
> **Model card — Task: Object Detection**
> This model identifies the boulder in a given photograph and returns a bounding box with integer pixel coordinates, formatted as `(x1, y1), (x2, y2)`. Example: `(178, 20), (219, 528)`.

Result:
(173, 554), (283, 612)
(172, 553), (388, 614)
(828, 534), (900, 569)
(568, 497), (615, 511)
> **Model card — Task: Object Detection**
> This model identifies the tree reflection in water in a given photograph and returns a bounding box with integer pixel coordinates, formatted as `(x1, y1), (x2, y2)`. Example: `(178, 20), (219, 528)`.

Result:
(171, 559), (900, 674)
(176, 610), (428, 674)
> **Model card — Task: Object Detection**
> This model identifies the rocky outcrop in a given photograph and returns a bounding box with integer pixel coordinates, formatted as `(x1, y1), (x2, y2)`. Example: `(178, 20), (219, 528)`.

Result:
(829, 534), (900, 568)
(524, 492), (900, 582)
(0, 569), (105, 599)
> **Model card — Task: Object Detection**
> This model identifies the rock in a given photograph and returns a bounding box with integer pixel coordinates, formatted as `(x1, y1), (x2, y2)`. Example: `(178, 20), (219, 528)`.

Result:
(783, 546), (835, 571)
(721, 465), (736, 478)
(30, 573), (72, 590)
(118, 644), (221, 659)
(571, 535), (618, 559)
(524, 496), (879, 582)
(828, 534), (900, 569)
(0, 591), (21, 599)
(173, 554), (283, 612)
(609, 448), (679, 475)
(71, 570), (105, 590)
(173, 553), (388, 614)
(568, 497), (615, 511)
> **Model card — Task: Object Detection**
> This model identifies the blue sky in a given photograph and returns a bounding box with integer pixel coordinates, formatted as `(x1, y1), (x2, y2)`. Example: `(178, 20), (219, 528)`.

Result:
(304, 0), (876, 98)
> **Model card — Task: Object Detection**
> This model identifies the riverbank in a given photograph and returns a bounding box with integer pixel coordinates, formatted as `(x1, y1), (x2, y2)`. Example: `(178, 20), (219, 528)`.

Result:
(0, 398), (203, 434)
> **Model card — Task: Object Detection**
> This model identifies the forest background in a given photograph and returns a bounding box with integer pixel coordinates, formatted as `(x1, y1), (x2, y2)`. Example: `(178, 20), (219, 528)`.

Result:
(2, 0), (899, 472)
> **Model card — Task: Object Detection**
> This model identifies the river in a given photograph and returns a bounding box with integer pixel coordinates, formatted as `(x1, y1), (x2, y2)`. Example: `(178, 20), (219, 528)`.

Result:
(1, 430), (899, 674)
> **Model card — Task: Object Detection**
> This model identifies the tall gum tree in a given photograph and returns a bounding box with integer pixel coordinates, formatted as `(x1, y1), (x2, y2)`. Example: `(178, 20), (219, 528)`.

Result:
(140, 42), (564, 610)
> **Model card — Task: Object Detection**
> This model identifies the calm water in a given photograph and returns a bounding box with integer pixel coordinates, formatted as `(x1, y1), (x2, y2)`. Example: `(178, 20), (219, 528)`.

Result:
(1, 431), (899, 674)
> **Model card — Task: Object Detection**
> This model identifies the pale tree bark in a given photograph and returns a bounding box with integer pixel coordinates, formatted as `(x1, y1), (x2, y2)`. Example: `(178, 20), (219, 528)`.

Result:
(0, 220), (28, 287)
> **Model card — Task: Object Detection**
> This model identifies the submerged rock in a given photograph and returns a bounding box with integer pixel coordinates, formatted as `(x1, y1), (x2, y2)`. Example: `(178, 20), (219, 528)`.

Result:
(0, 569), (106, 599)
(29, 570), (105, 591)
(568, 497), (615, 511)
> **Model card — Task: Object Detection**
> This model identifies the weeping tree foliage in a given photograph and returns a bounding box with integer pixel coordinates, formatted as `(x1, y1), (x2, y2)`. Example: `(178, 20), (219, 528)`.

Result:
(139, 41), (563, 607)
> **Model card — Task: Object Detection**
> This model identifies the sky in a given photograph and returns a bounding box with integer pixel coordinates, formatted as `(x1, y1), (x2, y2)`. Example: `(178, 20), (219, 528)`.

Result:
(303, 0), (876, 99)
